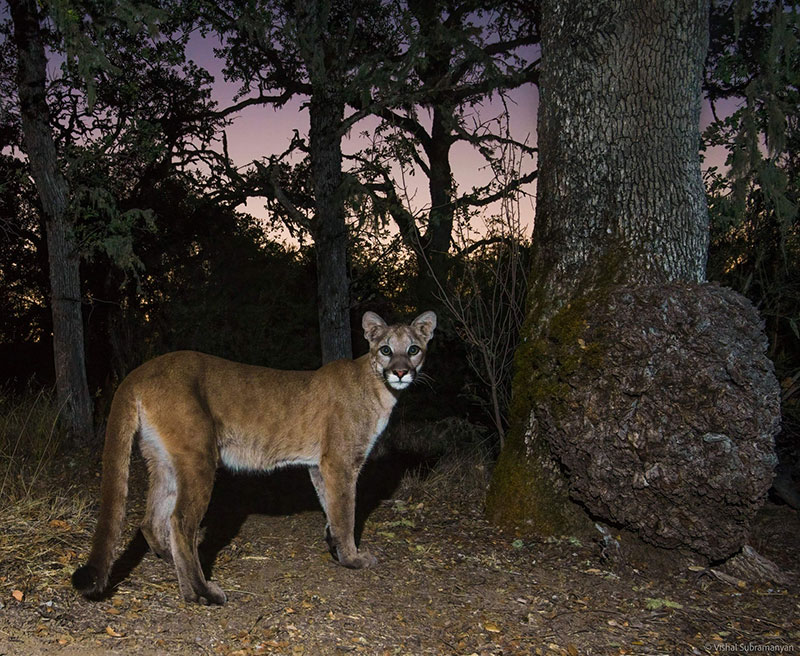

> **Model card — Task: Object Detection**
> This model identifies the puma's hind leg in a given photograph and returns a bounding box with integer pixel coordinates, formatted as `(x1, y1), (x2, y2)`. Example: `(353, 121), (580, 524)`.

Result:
(139, 427), (176, 563)
(169, 455), (226, 605)
(145, 409), (225, 606)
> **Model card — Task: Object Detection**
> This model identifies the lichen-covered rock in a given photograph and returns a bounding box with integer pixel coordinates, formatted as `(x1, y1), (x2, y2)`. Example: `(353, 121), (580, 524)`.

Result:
(536, 283), (780, 560)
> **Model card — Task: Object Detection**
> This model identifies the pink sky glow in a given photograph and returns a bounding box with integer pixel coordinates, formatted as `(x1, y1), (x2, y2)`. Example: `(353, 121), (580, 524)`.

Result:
(185, 31), (729, 247)
(183, 34), (540, 241)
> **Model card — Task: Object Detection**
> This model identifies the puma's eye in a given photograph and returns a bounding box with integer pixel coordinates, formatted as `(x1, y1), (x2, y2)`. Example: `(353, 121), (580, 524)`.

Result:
(408, 345), (420, 356)
(379, 345), (392, 356)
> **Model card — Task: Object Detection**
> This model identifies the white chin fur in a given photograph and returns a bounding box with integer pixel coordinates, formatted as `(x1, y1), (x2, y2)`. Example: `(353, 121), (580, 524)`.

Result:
(386, 375), (412, 390)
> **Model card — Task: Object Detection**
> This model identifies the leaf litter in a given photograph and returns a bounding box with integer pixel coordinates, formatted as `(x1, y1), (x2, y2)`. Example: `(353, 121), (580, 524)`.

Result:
(0, 451), (797, 655)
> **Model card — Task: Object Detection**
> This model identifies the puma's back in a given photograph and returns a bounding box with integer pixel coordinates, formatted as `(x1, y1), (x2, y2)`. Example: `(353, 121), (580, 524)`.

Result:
(72, 310), (436, 604)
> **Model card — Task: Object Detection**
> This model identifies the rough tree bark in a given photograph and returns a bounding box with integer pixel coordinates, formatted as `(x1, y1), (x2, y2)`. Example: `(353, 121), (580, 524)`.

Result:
(9, 0), (94, 443)
(308, 88), (352, 363)
(486, 0), (780, 560)
(294, 0), (354, 364)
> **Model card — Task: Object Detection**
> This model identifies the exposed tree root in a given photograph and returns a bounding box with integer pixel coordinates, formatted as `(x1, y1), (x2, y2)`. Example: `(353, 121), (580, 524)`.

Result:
(721, 545), (791, 586)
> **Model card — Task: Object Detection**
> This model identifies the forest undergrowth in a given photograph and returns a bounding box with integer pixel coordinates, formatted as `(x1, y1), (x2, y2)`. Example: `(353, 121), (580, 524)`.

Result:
(0, 391), (798, 655)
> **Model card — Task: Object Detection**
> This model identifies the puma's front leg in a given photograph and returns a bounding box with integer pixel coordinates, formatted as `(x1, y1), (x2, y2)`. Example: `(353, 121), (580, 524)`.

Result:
(308, 465), (336, 558)
(318, 460), (376, 569)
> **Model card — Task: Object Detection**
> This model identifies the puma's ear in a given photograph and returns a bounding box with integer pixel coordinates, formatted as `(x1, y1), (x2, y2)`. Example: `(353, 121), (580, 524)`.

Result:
(362, 311), (387, 343)
(411, 310), (437, 344)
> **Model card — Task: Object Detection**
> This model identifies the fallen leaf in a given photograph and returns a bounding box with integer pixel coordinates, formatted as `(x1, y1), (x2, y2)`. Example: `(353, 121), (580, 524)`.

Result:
(644, 597), (683, 610)
(11, 589), (23, 602)
(484, 621), (501, 633)
(105, 625), (124, 637)
(58, 551), (77, 564)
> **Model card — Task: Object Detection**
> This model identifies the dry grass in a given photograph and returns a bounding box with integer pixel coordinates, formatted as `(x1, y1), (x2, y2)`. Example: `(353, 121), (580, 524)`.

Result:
(395, 442), (493, 509)
(0, 386), (70, 501)
(0, 387), (96, 589)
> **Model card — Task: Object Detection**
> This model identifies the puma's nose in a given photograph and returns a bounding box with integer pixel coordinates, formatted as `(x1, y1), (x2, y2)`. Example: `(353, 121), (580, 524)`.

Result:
(393, 369), (408, 379)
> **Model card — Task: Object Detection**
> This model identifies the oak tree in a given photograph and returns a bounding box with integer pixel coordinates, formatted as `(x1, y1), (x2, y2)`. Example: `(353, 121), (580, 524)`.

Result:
(486, 0), (780, 561)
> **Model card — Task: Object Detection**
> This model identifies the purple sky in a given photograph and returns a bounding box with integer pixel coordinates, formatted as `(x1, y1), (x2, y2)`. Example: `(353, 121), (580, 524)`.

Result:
(185, 32), (730, 245)
(184, 34), (540, 238)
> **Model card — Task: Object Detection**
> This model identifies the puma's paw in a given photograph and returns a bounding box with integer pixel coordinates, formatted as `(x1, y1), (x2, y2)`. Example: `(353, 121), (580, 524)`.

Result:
(340, 549), (378, 569)
(201, 582), (228, 605)
(186, 581), (227, 606)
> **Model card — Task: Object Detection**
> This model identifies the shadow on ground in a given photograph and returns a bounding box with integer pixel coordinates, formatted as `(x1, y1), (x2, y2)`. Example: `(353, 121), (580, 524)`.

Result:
(105, 452), (435, 591)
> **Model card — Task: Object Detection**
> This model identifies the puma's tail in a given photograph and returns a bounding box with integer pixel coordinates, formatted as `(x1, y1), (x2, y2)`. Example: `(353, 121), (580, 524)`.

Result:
(72, 382), (139, 597)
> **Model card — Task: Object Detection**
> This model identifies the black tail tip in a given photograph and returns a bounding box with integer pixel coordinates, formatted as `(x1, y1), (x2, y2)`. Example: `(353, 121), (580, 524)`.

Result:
(71, 564), (101, 595)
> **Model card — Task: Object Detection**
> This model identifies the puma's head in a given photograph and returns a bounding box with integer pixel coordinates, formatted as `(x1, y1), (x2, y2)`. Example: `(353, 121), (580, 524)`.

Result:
(363, 310), (437, 391)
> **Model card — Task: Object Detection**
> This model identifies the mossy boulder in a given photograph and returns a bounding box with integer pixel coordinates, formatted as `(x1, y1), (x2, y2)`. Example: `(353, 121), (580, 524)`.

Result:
(533, 282), (780, 560)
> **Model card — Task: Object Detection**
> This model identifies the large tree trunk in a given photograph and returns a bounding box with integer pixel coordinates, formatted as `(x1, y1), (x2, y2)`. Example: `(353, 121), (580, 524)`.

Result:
(10, 0), (94, 443)
(298, 0), (354, 364)
(487, 0), (780, 559)
(532, 0), (710, 306)
(309, 89), (353, 363)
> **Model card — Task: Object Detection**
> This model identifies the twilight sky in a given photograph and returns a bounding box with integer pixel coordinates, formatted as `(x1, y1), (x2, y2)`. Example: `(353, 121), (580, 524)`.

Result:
(183, 33), (541, 238)
(183, 32), (729, 244)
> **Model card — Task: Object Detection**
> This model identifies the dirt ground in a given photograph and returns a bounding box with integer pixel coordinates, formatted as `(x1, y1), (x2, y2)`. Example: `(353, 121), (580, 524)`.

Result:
(0, 453), (798, 656)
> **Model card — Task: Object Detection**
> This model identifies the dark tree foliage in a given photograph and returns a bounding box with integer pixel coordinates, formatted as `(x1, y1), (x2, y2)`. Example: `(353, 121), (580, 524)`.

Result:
(84, 180), (320, 396)
(703, 1), (800, 443)
(7, 0), (94, 443)
(200, 0), (400, 363)
(1, 0), (218, 442)
(354, 0), (539, 307)
(0, 2), (322, 404)
(0, 155), (53, 383)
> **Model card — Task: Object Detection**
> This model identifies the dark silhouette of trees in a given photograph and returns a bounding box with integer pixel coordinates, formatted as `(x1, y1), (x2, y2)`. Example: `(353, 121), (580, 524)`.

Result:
(355, 0), (539, 307)
(203, 0), (539, 356)
(3, 0), (229, 442)
(204, 0), (397, 362)
(704, 0), (800, 510)
(705, 0), (799, 395)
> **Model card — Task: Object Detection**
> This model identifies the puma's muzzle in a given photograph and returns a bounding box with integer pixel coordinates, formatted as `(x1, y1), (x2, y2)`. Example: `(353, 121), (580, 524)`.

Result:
(384, 366), (415, 390)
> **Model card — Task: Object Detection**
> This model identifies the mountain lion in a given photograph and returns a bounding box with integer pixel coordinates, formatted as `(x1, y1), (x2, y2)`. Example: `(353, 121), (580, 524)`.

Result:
(72, 310), (436, 605)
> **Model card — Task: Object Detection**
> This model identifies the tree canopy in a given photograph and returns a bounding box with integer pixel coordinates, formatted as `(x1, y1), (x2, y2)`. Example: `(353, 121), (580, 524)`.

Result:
(0, 0), (796, 476)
